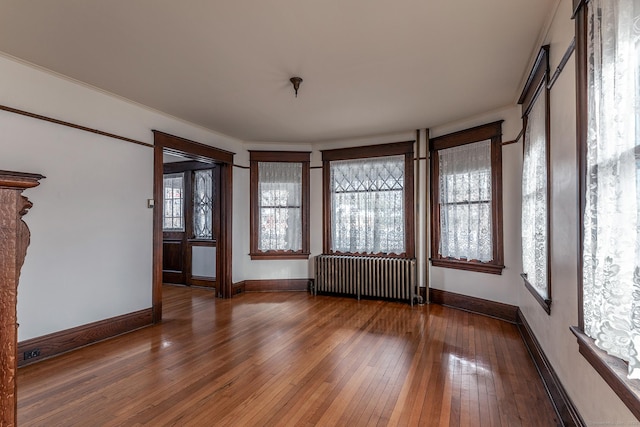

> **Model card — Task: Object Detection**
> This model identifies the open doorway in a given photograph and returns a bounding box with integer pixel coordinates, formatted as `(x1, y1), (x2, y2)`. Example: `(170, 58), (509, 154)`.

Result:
(152, 131), (234, 323)
(162, 153), (220, 289)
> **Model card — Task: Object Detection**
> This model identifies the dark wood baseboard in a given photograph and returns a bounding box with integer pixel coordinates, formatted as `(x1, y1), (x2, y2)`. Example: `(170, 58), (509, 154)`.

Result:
(17, 308), (153, 367)
(233, 281), (246, 295)
(244, 279), (311, 292)
(419, 286), (427, 303)
(429, 289), (584, 425)
(518, 310), (585, 427)
(429, 288), (518, 323)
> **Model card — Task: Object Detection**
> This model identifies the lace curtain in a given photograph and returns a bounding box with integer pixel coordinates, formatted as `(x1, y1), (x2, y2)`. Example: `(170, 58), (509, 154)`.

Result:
(583, 0), (640, 378)
(163, 173), (184, 231)
(522, 89), (549, 299)
(438, 140), (493, 262)
(330, 156), (405, 254)
(258, 162), (302, 251)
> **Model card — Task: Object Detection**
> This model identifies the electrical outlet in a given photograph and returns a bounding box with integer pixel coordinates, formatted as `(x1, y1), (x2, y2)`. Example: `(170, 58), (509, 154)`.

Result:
(24, 349), (41, 360)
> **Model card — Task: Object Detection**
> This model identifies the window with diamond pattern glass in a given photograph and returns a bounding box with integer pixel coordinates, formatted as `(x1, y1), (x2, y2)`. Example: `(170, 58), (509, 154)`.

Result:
(329, 155), (405, 254)
(193, 169), (213, 239)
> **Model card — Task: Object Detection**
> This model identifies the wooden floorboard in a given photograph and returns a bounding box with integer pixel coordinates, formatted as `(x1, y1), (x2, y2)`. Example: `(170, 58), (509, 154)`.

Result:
(18, 285), (559, 426)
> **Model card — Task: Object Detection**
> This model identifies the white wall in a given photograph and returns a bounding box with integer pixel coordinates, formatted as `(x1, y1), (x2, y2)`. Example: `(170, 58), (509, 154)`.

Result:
(1, 111), (153, 340)
(0, 54), (244, 340)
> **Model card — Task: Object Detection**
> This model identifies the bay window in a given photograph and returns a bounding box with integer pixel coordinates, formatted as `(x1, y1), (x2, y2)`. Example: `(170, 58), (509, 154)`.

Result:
(322, 141), (415, 257)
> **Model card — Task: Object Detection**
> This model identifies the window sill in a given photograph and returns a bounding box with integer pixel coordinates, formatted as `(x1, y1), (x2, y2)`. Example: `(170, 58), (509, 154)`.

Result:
(430, 258), (504, 275)
(522, 274), (551, 314)
(570, 326), (640, 419)
(187, 239), (216, 246)
(250, 252), (310, 260)
(329, 251), (409, 259)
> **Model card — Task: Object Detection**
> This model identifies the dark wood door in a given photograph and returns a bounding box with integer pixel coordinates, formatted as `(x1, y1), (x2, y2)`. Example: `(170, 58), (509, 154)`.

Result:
(162, 161), (220, 288)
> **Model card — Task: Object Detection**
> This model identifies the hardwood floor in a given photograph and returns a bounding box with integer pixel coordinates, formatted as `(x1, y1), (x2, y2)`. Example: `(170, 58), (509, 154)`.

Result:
(18, 286), (558, 426)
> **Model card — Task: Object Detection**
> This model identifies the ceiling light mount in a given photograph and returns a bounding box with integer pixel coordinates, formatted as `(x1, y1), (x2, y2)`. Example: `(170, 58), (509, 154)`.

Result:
(290, 77), (303, 97)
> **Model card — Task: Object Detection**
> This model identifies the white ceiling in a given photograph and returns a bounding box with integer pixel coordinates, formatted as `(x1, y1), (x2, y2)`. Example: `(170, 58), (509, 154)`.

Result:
(0, 0), (556, 143)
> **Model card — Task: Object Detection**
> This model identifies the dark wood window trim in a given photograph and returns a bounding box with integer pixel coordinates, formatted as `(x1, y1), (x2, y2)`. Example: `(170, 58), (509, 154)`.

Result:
(163, 160), (217, 174)
(573, 0), (640, 418)
(518, 45), (552, 314)
(162, 161), (220, 287)
(549, 38), (576, 91)
(163, 161), (220, 237)
(162, 171), (186, 233)
(572, 0), (590, 18)
(321, 141), (415, 258)
(429, 121), (505, 275)
(249, 151), (311, 260)
(571, 327), (640, 419)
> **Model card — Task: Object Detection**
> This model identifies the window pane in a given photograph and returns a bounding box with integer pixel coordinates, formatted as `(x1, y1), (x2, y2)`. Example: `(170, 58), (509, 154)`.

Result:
(163, 173), (184, 231)
(438, 140), (492, 261)
(582, 0), (640, 378)
(330, 155), (405, 254)
(258, 162), (302, 251)
(193, 169), (213, 239)
(522, 88), (549, 299)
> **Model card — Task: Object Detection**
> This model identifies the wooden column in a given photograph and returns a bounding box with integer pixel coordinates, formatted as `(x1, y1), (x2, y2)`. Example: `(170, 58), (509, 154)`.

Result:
(0, 170), (44, 427)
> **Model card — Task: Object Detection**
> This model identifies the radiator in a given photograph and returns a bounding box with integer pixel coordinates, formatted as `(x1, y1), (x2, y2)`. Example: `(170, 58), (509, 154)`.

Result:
(314, 255), (416, 305)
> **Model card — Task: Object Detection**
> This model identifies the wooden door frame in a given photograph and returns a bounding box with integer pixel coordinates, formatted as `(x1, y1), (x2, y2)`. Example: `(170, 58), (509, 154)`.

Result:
(162, 161), (221, 288)
(153, 131), (234, 323)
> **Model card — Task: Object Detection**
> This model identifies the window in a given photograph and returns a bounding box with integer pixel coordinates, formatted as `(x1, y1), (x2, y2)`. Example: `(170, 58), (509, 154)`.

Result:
(429, 121), (504, 274)
(249, 151), (310, 260)
(321, 141), (415, 257)
(572, 0), (640, 416)
(519, 45), (551, 314)
(193, 169), (213, 239)
(163, 173), (184, 231)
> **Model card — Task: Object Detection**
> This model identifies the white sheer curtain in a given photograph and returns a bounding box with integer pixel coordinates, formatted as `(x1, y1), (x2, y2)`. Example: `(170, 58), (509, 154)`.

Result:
(330, 156), (405, 254)
(522, 89), (549, 299)
(163, 173), (184, 231)
(438, 140), (493, 262)
(583, 0), (640, 378)
(258, 162), (302, 251)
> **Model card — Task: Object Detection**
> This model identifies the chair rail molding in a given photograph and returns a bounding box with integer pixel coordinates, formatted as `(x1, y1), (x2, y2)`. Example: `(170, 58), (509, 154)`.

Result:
(0, 170), (44, 427)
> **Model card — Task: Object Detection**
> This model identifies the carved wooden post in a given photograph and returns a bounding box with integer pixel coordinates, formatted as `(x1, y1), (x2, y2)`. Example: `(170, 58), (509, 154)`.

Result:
(0, 171), (44, 427)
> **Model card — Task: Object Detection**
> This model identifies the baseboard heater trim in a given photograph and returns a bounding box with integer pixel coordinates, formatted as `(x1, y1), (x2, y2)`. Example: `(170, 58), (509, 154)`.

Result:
(17, 308), (153, 367)
(232, 279), (311, 294)
(244, 279), (311, 292)
(518, 310), (586, 427)
(428, 289), (584, 426)
(428, 288), (518, 323)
